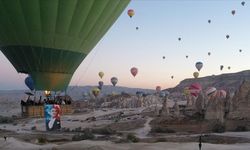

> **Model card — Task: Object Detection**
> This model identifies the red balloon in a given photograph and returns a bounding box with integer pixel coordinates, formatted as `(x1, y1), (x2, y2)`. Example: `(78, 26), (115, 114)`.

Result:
(130, 67), (138, 77)
(189, 83), (202, 97)
(156, 86), (161, 93)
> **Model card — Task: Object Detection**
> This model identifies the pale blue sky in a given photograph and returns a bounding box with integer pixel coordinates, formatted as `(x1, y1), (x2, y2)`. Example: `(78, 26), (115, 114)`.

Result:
(1, 0), (250, 90)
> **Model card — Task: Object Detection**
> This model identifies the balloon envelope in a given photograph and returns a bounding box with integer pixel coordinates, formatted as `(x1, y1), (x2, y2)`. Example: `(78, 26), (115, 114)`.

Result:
(127, 9), (135, 18)
(193, 72), (199, 79)
(92, 87), (100, 98)
(25, 76), (35, 91)
(98, 81), (104, 90)
(130, 67), (138, 77)
(111, 77), (118, 86)
(156, 86), (161, 93)
(195, 62), (203, 71)
(189, 83), (202, 97)
(220, 65), (224, 71)
(206, 87), (217, 96)
(99, 72), (104, 79)
(0, 0), (130, 91)
(216, 90), (227, 99)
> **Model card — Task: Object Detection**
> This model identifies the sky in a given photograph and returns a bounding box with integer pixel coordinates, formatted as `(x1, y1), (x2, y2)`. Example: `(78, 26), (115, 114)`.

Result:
(1, 0), (250, 90)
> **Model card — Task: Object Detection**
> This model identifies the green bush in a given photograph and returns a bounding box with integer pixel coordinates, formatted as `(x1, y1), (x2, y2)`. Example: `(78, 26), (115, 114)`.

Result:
(126, 133), (139, 143)
(92, 127), (116, 135)
(72, 129), (95, 141)
(0, 116), (14, 123)
(212, 124), (225, 133)
(37, 137), (47, 144)
(151, 127), (176, 133)
(235, 126), (247, 132)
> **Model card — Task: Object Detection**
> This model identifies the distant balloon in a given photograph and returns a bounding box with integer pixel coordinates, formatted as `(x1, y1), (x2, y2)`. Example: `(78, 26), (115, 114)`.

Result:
(241, 1), (245, 6)
(25, 75), (34, 91)
(98, 81), (104, 90)
(208, 19), (211, 23)
(163, 56), (166, 59)
(208, 52), (211, 56)
(183, 87), (190, 96)
(127, 9), (135, 18)
(98, 72), (104, 79)
(92, 87), (100, 98)
(189, 83), (202, 97)
(216, 90), (227, 99)
(178, 37), (181, 41)
(171, 76), (174, 79)
(228, 66), (231, 70)
(186, 55), (188, 59)
(195, 62), (203, 71)
(130, 67), (138, 77)
(220, 65), (224, 71)
(226, 35), (230, 39)
(111, 77), (118, 86)
(239, 49), (242, 52)
(205, 87), (217, 96)
(231, 10), (236, 15)
(136, 27), (139, 30)
(193, 72), (199, 79)
(156, 86), (161, 93)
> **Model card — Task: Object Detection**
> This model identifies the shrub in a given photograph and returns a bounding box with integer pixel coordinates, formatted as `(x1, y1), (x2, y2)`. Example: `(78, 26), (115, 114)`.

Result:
(37, 137), (47, 144)
(212, 124), (225, 133)
(235, 126), (247, 132)
(151, 127), (176, 133)
(126, 133), (139, 143)
(72, 129), (95, 141)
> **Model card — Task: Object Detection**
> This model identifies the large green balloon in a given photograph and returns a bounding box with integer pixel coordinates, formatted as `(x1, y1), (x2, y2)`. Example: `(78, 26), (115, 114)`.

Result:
(0, 0), (130, 91)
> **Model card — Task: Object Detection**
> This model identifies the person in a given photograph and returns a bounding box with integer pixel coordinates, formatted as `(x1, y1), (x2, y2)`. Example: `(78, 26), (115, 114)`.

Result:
(199, 135), (202, 150)
(45, 105), (61, 131)
(4, 136), (7, 141)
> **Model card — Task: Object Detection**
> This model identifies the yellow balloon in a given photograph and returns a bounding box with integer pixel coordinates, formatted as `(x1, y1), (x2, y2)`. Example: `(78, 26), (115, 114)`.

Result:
(92, 87), (100, 97)
(193, 72), (199, 79)
(98, 72), (104, 79)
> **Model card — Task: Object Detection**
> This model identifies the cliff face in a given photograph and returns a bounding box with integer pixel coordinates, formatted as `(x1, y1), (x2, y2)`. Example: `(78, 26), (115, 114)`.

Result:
(168, 70), (250, 92)
(228, 80), (250, 120)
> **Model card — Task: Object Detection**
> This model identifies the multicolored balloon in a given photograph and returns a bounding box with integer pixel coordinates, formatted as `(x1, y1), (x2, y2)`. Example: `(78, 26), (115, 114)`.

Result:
(205, 87), (217, 96)
(130, 67), (138, 77)
(193, 72), (199, 79)
(189, 83), (202, 97)
(127, 9), (135, 18)
(111, 77), (118, 86)
(195, 62), (203, 71)
(25, 75), (34, 91)
(98, 72), (104, 79)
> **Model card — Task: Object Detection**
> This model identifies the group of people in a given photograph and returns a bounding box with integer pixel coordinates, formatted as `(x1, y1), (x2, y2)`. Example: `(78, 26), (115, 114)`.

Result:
(21, 95), (72, 106)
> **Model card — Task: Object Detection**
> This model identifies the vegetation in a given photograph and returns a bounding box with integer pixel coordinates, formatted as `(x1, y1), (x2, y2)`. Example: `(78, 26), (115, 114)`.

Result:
(0, 116), (14, 123)
(126, 133), (139, 143)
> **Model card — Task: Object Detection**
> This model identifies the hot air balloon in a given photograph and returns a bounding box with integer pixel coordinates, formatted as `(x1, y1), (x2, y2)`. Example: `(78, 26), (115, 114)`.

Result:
(92, 87), (100, 98)
(171, 76), (174, 79)
(239, 49), (242, 52)
(226, 35), (230, 39)
(183, 87), (190, 96)
(205, 87), (217, 97)
(241, 1), (245, 6)
(193, 72), (199, 79)
(216, 90), (227, 99)
(228, 66), (231, 70)
(111, 77), (118, 86)
(162, 56), (166, 59)
(127, 9), (135, 18)
(189, 83), (202, 97)
(186, 55), (188, 59)
(0, 0), (130, 91)
(136, 27), (139, 30)
(98, 72), (104, 79)
(195, 62), (203, 71)
(208, 52), (211, 56)
(208, 19), (211, 23)
(130, 67), (138, 77)
(98, 81), (104, 90)
(178, 37), (181, 41)
(231, 10), (236, 15)
(220, 65), (224, 71)
(156, 86), (161, 93)
(25, 75), (35, 91)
